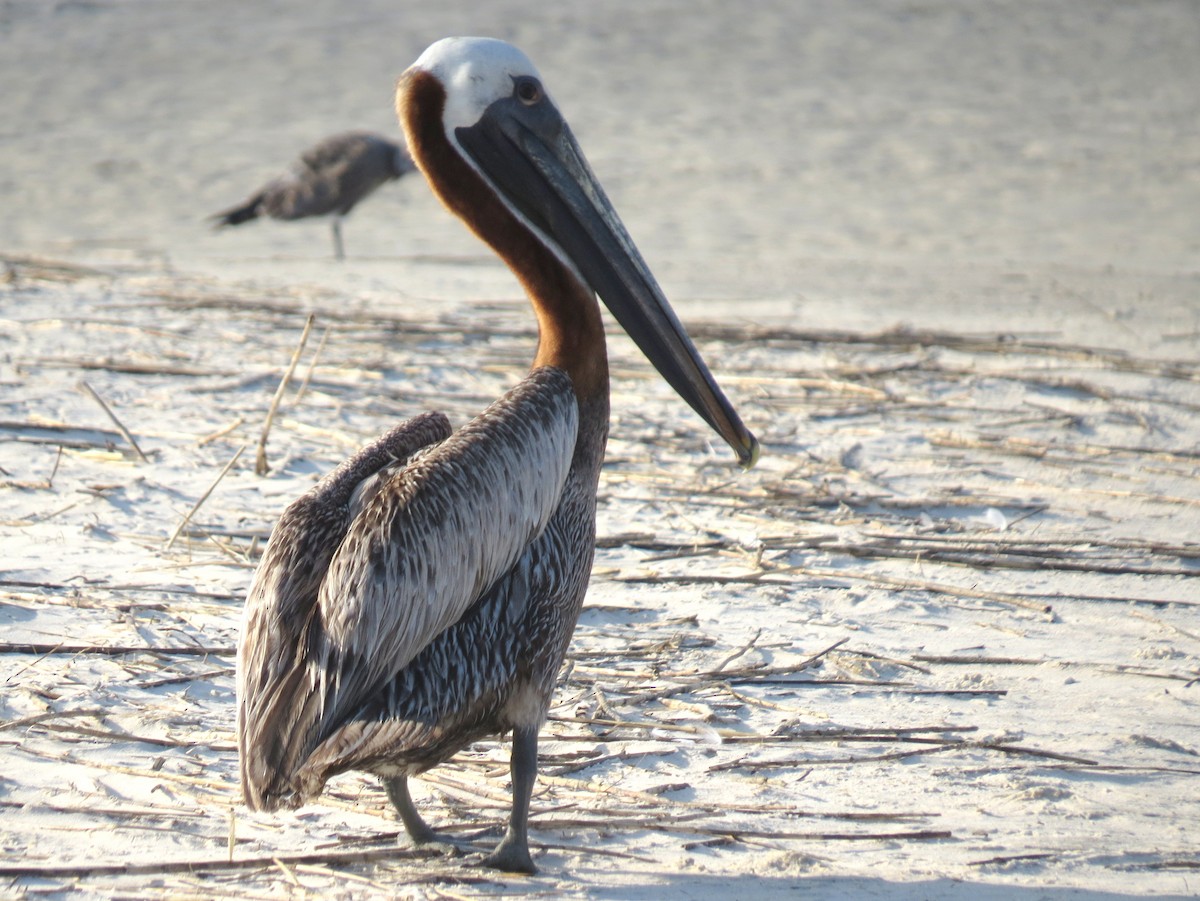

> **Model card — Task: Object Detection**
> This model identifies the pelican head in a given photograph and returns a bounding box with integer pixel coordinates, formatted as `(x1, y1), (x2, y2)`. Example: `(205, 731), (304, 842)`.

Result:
(398, 37), (759, 468)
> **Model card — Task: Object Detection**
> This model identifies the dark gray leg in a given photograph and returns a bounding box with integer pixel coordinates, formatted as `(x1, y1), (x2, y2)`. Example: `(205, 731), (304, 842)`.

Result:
(331, 218), (345, 260)
(383, 775), (437, 845)
(479, 724), (538, 873)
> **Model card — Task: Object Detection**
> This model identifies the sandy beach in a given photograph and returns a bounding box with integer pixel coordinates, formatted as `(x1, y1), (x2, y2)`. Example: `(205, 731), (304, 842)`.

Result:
(1, 1), (1198, 898)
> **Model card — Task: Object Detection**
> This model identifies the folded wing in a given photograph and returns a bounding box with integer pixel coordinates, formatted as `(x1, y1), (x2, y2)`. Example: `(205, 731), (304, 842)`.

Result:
(238, 368), (578, 809)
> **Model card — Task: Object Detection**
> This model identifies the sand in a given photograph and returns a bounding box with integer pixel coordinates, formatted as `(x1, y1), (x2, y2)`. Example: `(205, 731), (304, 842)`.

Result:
(1, 1), (1198, 898)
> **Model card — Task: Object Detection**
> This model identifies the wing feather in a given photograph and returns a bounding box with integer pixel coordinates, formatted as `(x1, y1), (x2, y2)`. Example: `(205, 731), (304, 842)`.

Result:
(237, 411), (451, 807)
(238, 367), (578, 809)
(313, 368), (577, 727)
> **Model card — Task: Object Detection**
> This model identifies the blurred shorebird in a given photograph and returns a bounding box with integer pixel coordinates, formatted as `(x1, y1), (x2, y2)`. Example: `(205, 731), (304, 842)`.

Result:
(210, 131), (415, 259)
(235, 38), (758, 873)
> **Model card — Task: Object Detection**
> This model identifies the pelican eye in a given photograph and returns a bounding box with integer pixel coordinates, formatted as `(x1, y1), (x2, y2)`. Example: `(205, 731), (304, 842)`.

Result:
(514, 77), (542, 106)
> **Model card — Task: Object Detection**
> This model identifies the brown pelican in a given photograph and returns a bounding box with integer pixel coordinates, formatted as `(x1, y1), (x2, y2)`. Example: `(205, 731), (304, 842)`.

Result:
(236, 37), (758, 874)
(211, 131), (416, 259)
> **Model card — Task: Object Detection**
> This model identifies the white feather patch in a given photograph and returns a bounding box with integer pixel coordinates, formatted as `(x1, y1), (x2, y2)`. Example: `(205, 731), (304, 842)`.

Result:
(412, 37), (551, 133)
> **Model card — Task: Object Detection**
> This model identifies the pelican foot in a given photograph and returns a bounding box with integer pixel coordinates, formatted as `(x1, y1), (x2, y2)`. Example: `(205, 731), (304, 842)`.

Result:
(400, 822), (439, 847)
(475, 834), (537, 874)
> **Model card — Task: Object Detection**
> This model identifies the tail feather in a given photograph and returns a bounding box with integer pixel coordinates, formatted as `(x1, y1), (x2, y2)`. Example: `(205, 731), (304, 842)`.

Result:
(210, 193), (265, 228)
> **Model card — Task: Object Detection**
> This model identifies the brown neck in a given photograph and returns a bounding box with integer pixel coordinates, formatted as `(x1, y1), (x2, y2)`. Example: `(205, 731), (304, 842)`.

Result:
(397, 71), (608, 401)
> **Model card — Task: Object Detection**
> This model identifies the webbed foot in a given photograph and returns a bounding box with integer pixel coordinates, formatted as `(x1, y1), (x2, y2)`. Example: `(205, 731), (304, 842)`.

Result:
(476, 831), (537, 874)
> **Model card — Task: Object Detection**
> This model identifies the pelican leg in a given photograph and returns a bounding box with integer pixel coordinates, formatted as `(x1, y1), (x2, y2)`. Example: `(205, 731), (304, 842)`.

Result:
(479, 723), (538, 874)
(383, 775), (437, 845)
(331, 218), (345, 261)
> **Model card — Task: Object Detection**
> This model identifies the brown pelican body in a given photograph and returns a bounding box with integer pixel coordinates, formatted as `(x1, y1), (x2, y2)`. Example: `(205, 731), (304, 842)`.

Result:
(236, 37), (758, 873)
(211, 131), (416, 259)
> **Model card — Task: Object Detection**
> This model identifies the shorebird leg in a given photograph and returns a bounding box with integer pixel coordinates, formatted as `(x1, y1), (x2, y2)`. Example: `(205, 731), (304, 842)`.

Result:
(479, 723), (538, 873)
(330, 217), (345, 260)
(383, 775), (438, 845)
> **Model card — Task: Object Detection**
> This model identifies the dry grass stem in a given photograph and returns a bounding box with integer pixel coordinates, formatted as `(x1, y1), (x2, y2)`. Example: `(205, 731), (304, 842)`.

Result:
(78, 379), (149, 462)
(254, 314), (314, 475)
(165, 444), (246, 551)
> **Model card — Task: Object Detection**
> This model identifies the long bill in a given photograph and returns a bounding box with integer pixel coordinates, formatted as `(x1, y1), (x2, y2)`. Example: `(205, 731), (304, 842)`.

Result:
(455, 96), (760, 469)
